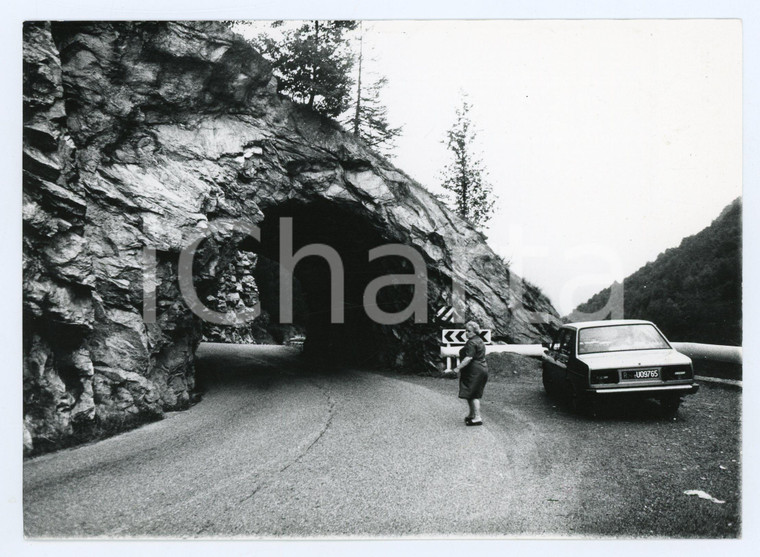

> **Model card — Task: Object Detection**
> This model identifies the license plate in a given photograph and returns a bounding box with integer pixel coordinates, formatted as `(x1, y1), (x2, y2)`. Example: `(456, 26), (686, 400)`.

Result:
(622, 368), (660, 380)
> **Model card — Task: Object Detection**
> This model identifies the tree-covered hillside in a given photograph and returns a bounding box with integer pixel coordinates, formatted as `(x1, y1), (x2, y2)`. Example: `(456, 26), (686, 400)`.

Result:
(568, 198), (742, 345)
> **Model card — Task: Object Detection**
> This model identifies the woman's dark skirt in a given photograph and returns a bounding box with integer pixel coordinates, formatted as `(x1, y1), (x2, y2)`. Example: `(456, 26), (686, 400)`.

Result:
(458, 363), (489, 399)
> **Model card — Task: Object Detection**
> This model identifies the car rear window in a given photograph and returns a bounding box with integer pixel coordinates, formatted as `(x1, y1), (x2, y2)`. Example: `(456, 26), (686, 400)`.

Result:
(578, 324), (670, 354)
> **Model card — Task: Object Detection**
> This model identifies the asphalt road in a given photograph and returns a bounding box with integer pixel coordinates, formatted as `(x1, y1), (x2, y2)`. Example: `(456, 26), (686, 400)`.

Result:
(23, 344), (741, 538)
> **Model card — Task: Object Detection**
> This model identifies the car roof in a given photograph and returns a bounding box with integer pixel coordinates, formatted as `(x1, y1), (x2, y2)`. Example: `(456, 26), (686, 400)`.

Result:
(562, 319), (655, 330)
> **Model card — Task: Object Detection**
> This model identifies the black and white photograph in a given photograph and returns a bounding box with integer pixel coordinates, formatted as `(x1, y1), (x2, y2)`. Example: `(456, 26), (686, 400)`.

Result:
(4, 0), (757, 552)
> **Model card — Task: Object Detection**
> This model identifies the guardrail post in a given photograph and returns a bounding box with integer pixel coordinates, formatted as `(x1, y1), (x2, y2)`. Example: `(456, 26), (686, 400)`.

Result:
(441, 336), (459, 373)
(443, 353), (459, 373)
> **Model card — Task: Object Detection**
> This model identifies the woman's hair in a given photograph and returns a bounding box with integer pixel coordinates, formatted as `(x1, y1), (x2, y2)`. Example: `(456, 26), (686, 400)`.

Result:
(465, 320), (480, 333)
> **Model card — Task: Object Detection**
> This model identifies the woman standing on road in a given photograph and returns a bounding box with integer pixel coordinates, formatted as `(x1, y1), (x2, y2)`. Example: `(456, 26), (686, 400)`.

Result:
(453, 320), (489, 426)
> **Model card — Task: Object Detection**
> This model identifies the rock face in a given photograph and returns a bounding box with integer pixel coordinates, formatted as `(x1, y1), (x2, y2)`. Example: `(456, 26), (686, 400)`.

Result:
(200, 250), (306, 345)
(22, 21), (560, 455)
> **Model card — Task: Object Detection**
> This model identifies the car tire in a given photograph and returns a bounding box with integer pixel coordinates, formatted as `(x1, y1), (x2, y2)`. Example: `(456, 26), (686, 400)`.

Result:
(566, 379), (581, 411)
(542, 369), (555, 397)
(567, 380), (596, 417)
(660, 394), (682, 416)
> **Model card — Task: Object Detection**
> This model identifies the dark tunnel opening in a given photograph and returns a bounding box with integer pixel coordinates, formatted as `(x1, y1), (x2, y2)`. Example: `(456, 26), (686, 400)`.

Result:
(246, 199), (420, 367)
(191, 193), (450, 380)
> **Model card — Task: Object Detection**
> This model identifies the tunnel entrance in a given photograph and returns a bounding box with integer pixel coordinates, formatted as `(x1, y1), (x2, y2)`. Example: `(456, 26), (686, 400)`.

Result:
(255, 199), (416, 367)
(201, 199), (430, 369)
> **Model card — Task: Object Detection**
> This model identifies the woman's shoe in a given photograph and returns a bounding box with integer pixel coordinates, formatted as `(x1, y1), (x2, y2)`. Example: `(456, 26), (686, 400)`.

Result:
(465, 419), (483, 426)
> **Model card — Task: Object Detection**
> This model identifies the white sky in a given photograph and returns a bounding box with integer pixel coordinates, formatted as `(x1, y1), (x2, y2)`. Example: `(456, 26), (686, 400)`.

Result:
(355, 20), (742, 314)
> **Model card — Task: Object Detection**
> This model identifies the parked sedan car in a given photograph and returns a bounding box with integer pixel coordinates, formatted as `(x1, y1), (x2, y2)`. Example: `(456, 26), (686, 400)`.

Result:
(542, 319), (699, 414)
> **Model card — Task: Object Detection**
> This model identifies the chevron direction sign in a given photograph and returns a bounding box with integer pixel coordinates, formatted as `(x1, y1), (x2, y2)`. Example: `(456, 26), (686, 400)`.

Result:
(441, 329), (492, 345)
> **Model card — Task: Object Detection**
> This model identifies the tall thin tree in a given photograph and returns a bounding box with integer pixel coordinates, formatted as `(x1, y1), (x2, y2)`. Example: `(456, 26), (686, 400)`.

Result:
(439, 97), (496, 229)
(343, 22), (402, 157)
(352, 22), (364, 136)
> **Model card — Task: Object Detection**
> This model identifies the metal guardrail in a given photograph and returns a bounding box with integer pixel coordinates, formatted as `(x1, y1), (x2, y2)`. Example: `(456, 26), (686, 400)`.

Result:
(440, 342), (742, 364)
(440, 344), (545, 358)
(670, 342), (742, 365)
(440, 343), (545, 372)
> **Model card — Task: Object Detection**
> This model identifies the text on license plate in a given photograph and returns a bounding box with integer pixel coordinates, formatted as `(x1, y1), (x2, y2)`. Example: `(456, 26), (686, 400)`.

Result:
(622, 369), (660, 380)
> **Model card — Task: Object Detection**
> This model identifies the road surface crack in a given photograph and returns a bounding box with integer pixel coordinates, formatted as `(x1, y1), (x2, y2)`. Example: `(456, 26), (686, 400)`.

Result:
(237, 378), (335, 504)
(279, 378), (336, 475)
(238, 483), (262, 504)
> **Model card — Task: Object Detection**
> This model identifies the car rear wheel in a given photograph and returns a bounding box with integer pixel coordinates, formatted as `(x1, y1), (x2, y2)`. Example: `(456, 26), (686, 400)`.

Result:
(542, 369), (556, 397)
(660, 394), (682, 415)
(567, 380), (595, 417)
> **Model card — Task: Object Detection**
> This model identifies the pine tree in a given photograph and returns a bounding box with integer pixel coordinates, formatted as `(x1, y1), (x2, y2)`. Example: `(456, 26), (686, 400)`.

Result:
(242, 20), (401, 154)
(343, 23), (402, 157)
(440, 97), (496, 229)
(252, 20), (358, 118)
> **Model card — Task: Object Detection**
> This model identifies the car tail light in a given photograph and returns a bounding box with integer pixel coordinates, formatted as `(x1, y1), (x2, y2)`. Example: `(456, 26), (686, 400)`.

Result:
(591, 370), (619, 384)
(662, 366), (693, 380)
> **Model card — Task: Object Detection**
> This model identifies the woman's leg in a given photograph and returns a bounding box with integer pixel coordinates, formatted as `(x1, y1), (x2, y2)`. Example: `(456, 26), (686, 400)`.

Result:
(470, 399), (482, 421)
(467, 399), (482, 421)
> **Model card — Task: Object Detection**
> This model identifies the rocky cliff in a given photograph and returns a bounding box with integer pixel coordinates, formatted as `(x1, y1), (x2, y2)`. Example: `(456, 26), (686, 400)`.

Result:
(23, 21), (560, 455)
(200, 249), (307, 345)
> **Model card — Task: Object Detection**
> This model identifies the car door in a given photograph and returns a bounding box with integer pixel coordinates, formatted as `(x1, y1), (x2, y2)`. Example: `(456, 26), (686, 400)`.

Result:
(560, 328), (582, 390)
(545, 328), (570, 383)
(555, 329), (572, 374)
